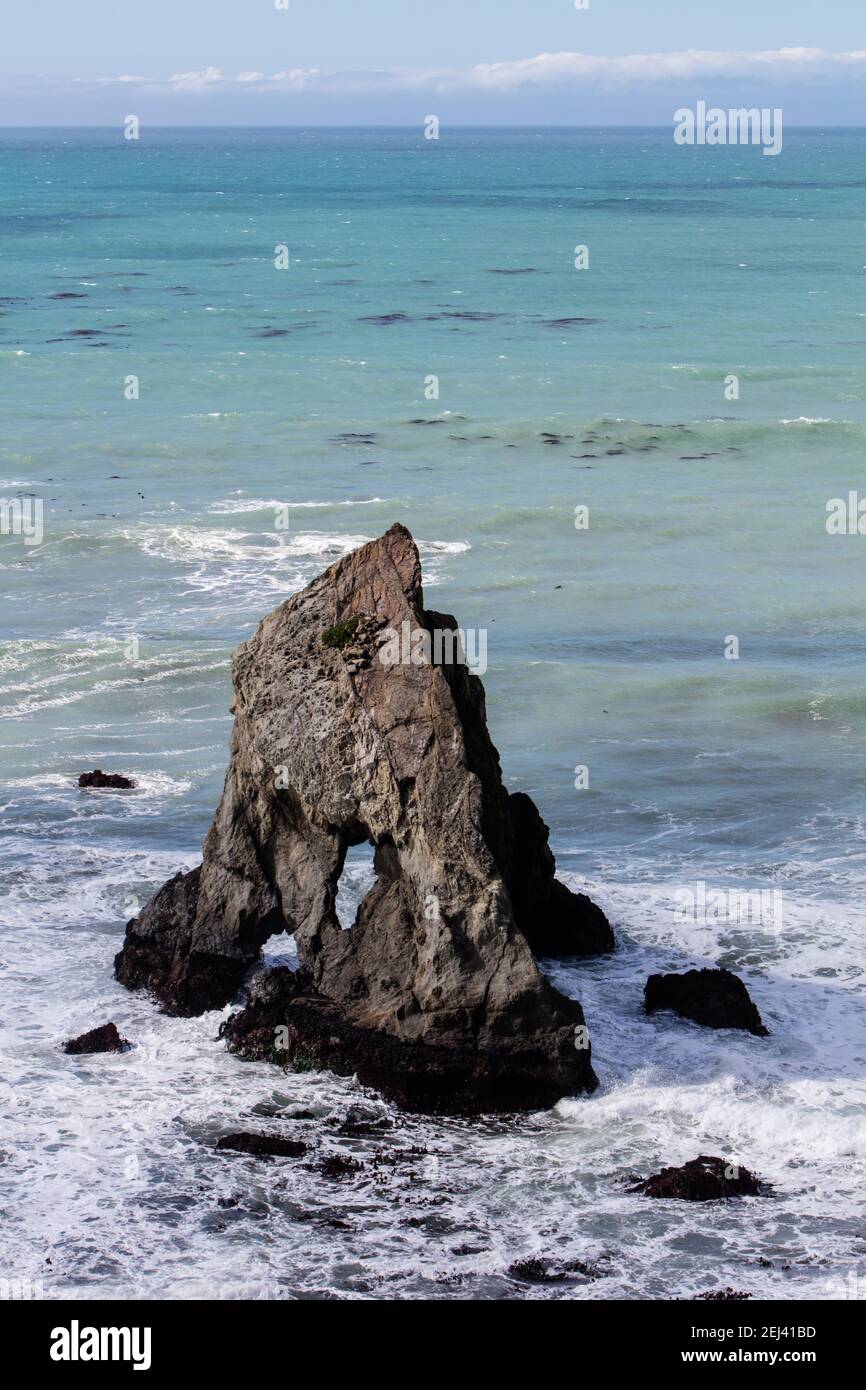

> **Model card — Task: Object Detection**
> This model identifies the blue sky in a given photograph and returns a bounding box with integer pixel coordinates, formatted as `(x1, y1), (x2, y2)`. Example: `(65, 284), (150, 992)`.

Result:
(2, 0), (865, 124)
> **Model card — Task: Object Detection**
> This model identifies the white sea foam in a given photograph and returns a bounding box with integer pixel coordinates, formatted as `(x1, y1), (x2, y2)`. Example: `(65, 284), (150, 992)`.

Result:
(121, 525), (468, 604)
(0, 659), (230, 719)
(0, 838), (862, 1301)
(207, 497), (385, 514)
(4, 770), (193, 798)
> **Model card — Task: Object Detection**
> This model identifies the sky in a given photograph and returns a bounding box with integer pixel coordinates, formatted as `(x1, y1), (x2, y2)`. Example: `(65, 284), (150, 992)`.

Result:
(1, 0), (865, 125)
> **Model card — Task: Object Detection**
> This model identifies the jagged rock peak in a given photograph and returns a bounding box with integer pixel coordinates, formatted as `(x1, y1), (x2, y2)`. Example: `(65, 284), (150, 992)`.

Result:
(115, 524), (612, 1112)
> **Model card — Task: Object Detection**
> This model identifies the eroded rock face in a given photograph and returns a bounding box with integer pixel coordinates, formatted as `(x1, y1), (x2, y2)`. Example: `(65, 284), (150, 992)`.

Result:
(644, 968), (768, 1037)
(115, 524), (610, 1112)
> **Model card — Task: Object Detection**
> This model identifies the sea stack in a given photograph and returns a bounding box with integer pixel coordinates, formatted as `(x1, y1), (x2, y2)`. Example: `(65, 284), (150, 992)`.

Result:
(115, 524), (612, 1112)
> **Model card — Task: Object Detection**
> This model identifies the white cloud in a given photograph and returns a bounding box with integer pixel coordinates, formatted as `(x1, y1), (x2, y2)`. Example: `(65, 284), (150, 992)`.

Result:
(466, 49), (866, 89)
(165, 67), (226, 91)
(90, 74), (148, 85)
(93, 66), (325, 92)
(85, 49), (866, 95)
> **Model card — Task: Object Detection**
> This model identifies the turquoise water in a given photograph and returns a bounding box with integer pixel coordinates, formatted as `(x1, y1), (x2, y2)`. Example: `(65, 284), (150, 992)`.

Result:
(1, 129), (865, 1300)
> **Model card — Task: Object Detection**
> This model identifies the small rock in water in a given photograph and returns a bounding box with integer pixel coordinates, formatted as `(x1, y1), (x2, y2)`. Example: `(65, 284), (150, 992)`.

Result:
(215, 1132), (308, 1159)
(644, 968), (768, 1036)
(508, 1256), (601, 1283)
(694, 1288), (753, 1301)
(632, 1155), (766, 1201)
(63, 1022), (130, 1054)
(337, 1104), (393, 1136)
(78, 769), (136, 789)
(316, 1154), (364, 1180)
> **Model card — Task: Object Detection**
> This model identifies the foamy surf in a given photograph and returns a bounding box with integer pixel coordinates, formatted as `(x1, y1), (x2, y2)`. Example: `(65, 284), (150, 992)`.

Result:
(206, 497), (386, 514)
(0, 842), (862, 1301)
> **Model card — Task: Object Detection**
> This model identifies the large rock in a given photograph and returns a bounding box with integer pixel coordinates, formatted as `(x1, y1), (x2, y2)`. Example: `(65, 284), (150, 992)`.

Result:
(644, 968), (768, 1037)
(115, 525), (611, 1112)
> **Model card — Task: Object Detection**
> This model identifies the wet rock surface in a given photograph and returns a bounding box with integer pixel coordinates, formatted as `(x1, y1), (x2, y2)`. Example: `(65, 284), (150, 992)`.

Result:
(631, 1155), (766, 1201)
(315, 1154), (365, 1180)
(644, 968), (768, 1036)
(78, 769), (136, 789)
(116, 525), (609, 1112)
(63, 1021), (130, 1054)
(508, 1255), (603, 1283)
(215, 1132), (309, 1159)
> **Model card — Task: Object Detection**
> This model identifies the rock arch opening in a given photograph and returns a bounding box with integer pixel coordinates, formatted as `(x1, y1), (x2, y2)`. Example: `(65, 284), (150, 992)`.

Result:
(335, 836), (376, 930)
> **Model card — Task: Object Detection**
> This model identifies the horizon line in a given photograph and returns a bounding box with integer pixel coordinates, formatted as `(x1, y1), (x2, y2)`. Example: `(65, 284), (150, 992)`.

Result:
(2, 121), (866, 131)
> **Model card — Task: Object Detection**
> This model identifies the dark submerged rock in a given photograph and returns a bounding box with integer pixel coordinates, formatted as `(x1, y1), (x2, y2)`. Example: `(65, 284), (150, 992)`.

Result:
(644, 968), (768, 1036)
(116, 526), (611, 1112)
(694, 1288), (753, 1301)
(215, 1132), (308, 1159)
(508, 1256), (602, 1284)
(632, 1155), (765, 1201)
(316, 1154), (364, 1179)
(358, 312), (412, 325)
(78, 769), (136, 789)
(63, 1021), (130, 1054)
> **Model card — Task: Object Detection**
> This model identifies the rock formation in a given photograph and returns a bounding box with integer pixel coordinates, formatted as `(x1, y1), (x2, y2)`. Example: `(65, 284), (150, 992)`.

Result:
(115, 524), (612, 1112)
(694, 1289), (753, 1301)
(507, 792), (613, 956)
(78, 770), (136, 789)
(644, 968), (768, 1037)
(631, 1155), (765, 1201)
(216, 1133), (308, 1159)
(508, 1256), (602, 1284)
(63, 1021), (130, 1054)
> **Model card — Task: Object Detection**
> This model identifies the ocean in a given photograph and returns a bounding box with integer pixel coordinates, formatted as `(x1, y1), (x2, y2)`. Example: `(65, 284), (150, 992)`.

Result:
(1, 126), (865, 1300)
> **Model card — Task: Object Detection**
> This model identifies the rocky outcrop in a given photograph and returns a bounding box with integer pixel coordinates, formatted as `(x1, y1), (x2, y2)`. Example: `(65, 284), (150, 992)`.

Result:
(215, 1132), (308, 1159)
(506, 792), (614, 956)
(644, 968), (768, 1036)
(508, 1256), (602, 1284)
(694, 1289), (753, 1301)
(63, 1021), (130, 1054)
(631, 1155), (765, 1201)
(115, 865), (249, 1017)
(78, 770), (136, 789)
(115, 524), (611, 1112)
